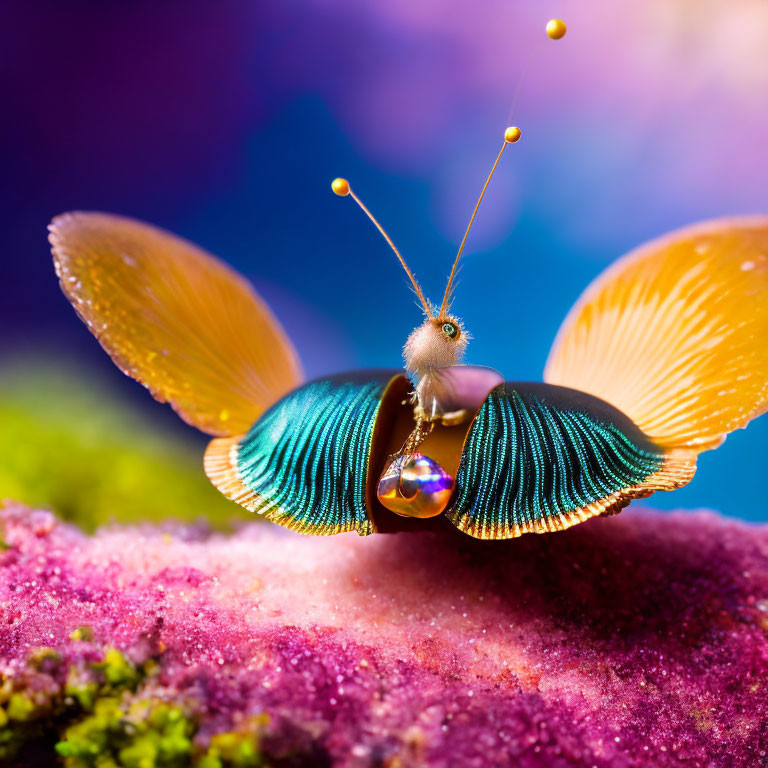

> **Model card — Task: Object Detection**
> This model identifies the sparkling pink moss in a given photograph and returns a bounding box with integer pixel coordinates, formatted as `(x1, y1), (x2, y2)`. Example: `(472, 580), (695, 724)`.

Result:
(1, 501), (767, 766)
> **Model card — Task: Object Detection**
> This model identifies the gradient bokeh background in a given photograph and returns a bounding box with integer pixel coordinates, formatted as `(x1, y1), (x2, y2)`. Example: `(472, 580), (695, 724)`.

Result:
(2, 0), (767, 523)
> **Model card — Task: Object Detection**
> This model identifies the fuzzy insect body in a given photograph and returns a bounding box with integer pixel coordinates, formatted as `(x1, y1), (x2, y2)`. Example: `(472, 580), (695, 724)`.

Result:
(50, 211), (768, 539)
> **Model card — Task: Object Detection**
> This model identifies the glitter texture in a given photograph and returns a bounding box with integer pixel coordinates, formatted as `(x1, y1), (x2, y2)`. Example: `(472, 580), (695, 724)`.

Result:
(1, 501), (767, 766)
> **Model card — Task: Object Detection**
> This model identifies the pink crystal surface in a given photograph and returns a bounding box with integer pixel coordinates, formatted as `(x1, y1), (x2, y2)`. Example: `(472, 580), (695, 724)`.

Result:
(1, 502), (767, 766)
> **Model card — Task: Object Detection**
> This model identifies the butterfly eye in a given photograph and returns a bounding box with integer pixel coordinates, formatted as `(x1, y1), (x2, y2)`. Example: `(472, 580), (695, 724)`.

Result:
(442, 322), (459, 339)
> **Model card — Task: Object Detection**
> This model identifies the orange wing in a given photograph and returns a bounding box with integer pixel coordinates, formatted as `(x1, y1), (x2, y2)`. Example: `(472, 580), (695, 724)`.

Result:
(545, 217), (768, 453)
(51, 212), (303, 436)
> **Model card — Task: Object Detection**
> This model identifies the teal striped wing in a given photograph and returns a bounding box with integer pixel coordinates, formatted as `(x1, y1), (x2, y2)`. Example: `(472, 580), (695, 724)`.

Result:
(446, 383), (687, 539)
(205, 373), (398, 536)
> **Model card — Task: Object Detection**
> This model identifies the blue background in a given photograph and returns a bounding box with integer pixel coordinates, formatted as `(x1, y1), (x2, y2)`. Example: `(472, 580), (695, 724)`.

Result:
(2, 0), (767, 521)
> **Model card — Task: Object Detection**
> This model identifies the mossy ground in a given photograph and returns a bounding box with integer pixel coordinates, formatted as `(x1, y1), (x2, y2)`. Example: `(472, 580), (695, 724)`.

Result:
(0, 360), (276, 765)
(1, 643), (269, 767)
(0, 360), (248, 531)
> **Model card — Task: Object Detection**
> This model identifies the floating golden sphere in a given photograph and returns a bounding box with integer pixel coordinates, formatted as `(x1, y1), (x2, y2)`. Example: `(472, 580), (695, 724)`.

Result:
(504, 126), (522, 144)
(331, 178), (350, 196)
(546, 18), (567, 40)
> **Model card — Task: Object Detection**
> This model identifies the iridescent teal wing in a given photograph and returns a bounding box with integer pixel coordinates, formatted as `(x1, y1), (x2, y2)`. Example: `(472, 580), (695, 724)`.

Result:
(446, 382), (694, 539)
(205, 372), (400, 536)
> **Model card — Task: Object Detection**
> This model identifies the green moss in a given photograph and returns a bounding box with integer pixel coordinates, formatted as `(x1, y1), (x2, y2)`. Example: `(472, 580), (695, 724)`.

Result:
(65, 674), (99, 712)
(6, 693), (36, 722)
(63, 648), (145, 715)
(0, 646), (192, 765)
(198, 719), (267, 767)
(95, 649), (142, 691)
(71, 626), (95, 643)
(0, 666), (268, 767)
(0, 690), (52, 761)
(53, 698), (269, 767)
(55, 697), (124, 763)
(56, 698), (195, 768)
(0, 647), (148, 762)
(0, 550), (276, 766)
(0, 359), (249, 530)
(27, 647), (64, 671)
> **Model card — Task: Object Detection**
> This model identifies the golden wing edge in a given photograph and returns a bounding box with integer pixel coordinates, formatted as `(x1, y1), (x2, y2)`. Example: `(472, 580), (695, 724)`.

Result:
(49, 211), (304, 437)
(544, 215), (768, 454)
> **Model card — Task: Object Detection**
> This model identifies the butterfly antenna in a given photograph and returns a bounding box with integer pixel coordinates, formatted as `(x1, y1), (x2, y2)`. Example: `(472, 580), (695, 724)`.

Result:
(439, 126), (521, 317)
(331, 177), (433, 318)
(439, 18), (566, 317)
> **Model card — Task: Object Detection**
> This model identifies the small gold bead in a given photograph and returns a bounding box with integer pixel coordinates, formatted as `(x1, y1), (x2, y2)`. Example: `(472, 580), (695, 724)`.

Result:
(331, 177), (350, 196)
(504, 126), (522, 144)
(546, 18), (567, 40)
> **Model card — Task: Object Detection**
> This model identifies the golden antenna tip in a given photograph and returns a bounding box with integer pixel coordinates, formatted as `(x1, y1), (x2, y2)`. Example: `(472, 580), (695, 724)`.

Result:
(504, 126), (522, 144)
(331, 178), (350, 196)
(546, 19), (567, 40)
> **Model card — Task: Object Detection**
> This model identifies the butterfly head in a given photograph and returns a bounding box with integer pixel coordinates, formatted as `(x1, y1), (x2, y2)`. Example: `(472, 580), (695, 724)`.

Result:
(403, 315), (468, 378)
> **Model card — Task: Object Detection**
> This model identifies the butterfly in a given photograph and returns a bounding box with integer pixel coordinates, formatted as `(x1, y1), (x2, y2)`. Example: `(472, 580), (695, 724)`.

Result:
(49, 123), (768, 539)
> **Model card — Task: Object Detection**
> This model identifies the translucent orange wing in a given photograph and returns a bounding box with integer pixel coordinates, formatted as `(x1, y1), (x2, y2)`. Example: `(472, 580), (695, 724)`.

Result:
(51, 212), (303, 436)
(545, 217), (768, 453)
